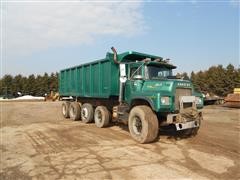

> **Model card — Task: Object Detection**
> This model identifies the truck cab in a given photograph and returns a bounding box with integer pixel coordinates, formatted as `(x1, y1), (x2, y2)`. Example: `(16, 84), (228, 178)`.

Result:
(124, 61), (203, 113)
(112, 50), (203, 143)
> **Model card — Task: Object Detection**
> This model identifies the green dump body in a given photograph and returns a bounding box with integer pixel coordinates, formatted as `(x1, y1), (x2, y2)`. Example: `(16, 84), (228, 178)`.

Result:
(59, 53), (119, 98)
(59, 51), (160, 98)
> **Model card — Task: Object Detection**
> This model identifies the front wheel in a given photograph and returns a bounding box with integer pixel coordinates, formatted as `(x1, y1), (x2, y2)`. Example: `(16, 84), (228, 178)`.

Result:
(128, 105), (159, 144)
(179, 119), (201, 137)
(191, 119), (201, 136)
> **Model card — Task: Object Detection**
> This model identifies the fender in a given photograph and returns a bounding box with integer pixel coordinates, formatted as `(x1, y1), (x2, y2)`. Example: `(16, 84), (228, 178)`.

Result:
(130, 96), (156, 111)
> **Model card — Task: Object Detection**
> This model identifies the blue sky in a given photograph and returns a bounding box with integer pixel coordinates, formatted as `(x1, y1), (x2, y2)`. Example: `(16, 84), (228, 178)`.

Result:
(1, 1), (239, 77)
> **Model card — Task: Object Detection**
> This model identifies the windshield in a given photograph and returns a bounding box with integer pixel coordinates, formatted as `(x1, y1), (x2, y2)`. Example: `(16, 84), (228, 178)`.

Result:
(146, 65), (173, 79)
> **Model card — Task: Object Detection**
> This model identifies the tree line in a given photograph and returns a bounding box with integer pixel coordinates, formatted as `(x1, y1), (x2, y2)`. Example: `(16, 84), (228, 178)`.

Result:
(0, 73), (58, 97)
(177, 64), (240, 97)
(0, 64), (239, 98)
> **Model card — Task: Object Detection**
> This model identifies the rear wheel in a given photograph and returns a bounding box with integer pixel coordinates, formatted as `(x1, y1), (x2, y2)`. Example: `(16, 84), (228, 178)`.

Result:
(128, 105), (159, 143)
(94, 106), (110, 128)
(81, 103), (94, 123)
(62, 101), (70, 118)
(69, 102), (81, 120)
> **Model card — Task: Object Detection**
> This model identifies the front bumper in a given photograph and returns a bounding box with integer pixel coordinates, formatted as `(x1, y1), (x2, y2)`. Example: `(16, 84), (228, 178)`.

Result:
(175, 120), (199, 131)
(166, 110), (202, 131)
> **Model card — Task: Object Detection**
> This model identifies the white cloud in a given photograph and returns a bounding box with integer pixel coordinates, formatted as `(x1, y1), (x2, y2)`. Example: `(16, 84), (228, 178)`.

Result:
(3, 1), (145, 57)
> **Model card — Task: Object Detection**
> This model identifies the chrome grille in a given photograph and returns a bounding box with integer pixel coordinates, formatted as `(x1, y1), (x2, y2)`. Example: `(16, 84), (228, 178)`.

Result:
(175, 88), (192, 110)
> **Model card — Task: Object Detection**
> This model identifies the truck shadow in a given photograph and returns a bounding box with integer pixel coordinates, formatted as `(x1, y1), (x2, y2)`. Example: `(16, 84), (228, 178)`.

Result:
(159, 125), (197, 140)
(111, 122), (194, 142)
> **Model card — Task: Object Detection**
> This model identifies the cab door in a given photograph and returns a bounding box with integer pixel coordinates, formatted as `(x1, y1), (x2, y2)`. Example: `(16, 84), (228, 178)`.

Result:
(124, 64), (143, 101)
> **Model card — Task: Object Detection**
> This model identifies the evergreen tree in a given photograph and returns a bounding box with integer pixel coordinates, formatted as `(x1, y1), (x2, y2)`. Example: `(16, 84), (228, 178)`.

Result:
(12, 74), (23, 96)
(0, 63), (239, 98)
(1, 75), (13, 96)
(27, 74), (36, 95)
(176, 72), (190, 80)
(190, 64), (240, 97)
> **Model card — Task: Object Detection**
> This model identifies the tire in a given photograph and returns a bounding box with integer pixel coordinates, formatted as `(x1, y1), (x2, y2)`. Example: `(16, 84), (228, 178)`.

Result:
(180, 129), (193, 137)
(81, 103), (94, 123)
(191, 127), (199, 136)
(180, 119), (201, 137)
(69, 102), (81, 120)
(94, 106), (110, 128)
(128, 105), (159, 143)
(191, 118), (201, 136)
(62, 101), (70, 118)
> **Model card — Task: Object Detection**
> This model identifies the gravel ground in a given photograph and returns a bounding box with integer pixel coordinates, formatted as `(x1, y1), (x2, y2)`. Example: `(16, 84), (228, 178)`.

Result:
(0, 102), (239, 179)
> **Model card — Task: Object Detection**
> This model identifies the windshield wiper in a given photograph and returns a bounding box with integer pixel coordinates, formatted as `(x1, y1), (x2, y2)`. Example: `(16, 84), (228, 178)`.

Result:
(151, 76), (165, 80)
(167, 76), (179, 79)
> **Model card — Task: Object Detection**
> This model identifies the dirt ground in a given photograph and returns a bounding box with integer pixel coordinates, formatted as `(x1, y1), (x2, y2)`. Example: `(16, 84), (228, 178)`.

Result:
(0, 102), (239, 180)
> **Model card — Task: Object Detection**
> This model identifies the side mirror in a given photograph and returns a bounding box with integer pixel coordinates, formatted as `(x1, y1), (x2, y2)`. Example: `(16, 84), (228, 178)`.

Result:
(133, 75), (143, 80)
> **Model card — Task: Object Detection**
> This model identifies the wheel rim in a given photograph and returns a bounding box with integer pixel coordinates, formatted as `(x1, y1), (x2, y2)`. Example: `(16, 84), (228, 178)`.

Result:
(132, 116), (142, 135)
(82, 107), (88, 119)
(95, 110), (102, 124)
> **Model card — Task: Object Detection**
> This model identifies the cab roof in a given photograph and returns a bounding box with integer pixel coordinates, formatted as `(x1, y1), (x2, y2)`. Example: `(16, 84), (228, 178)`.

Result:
(146, 61), (176, 69)
(116, 51), (162, 62)
(107, 51), (176, 69)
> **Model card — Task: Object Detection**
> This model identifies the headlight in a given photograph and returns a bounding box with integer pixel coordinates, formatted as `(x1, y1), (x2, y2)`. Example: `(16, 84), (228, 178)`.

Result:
(161, 97), (170, 105)
(195, 97), (202, 104)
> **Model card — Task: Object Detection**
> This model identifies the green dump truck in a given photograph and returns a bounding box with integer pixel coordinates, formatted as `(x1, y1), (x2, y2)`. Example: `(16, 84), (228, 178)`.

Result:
(59, 47), (203, 143)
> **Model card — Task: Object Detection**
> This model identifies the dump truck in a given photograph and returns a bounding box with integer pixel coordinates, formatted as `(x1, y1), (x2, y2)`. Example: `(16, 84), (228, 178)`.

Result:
(59, 47), (203, 143)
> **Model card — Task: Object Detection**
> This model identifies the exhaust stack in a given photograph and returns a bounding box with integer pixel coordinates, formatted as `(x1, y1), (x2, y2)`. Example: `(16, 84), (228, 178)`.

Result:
(111, 47), (125, 105)
(111, 47), (119, 64)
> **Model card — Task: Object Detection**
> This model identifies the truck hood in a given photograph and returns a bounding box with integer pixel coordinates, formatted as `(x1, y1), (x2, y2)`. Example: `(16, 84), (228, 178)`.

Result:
(141, 79), (193, 92)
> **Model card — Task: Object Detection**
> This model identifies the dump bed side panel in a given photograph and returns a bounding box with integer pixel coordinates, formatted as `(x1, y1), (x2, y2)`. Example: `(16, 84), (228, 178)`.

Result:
(59, 58), (119, 98)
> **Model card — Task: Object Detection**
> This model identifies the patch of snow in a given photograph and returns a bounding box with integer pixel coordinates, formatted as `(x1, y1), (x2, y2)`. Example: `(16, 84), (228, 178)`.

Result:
(15, 95), (45, 100)
(0, 95), (45, 102)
